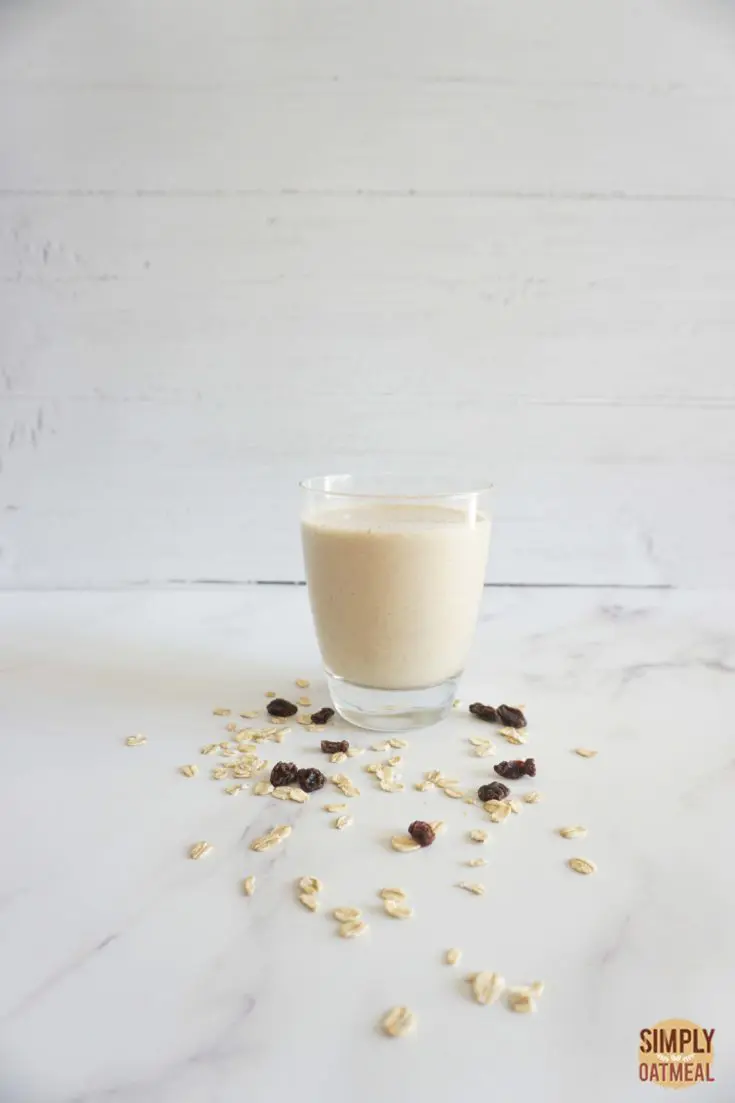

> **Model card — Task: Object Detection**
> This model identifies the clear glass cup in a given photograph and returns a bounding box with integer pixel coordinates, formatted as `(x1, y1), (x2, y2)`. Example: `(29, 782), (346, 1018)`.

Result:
(300, 474), (492, 731)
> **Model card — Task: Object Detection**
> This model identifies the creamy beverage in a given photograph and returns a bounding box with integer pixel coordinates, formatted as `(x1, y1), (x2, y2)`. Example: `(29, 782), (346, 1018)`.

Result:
(301, 504), (490, 690)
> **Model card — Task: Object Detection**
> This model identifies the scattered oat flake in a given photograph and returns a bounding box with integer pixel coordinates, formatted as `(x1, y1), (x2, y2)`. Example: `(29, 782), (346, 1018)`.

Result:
(474, 744), (496, 758)
(297, 696), (312, 707)
(224, 784), (243, 795)
(125, 734), (146, 746)
(443, 787), (464, 800)
(469, 736), (491, 747)
(240, 710), (259, 719)
(265, 691), (276, 697)
(339, 919), (368, 939)
(211, 767), (228, 780)
(415, 780), (435, 792)
(299, 876), (323, 894)
(575, 748), (598, 758)
(559, 825), (587, 839)
(289, 788), (308, 803)
(331, 773), (360, 797)
(429, 820), (446, 834)
(388, 739), (408, 749)
(446, 948), (462, 966)
(297, 715), (311, 726)
(508, 800), (521, 814)
(381, 1006), (415, 1038)
(372, 742), (390, 752)
(391, 835), (421, 853)
(225, 722), (237, 732)
(523, 791), (542, 804)
(200, 744), (218, 755)
(335, 815), (353, 830)
(500, 727), (527, 745)
(387, 755), (402, 767)
(380, 780), (405, 793)
(485, 800), (512, 823)
(333, 906), (361, 922)
(384, 899), (413, 919)
(330, 752), (347, 764)
(295, 678), (310, 688)
(324, 802), (347, 812)
(251, 825), (291, 852)
(298, 893), (319, 912)
(346, 747), (364, 757)
(508, 988), (536, 1014)
(568, 857), (597, 875)
(469, 829), (487, 843)
(271, 786), (293, 801)
(466, 858), (487, 867)
(213, 708), (231, 716)
(242, 875), (255, 896)
(458, 881), (485, 896)
(472, 971), (505, 1005)
(529, 980), (545, 998)
(189, 841), (213, 860)
(435, 777), (459, 789)
(379, 887), (407, 900)
(180, 764), (198, 777)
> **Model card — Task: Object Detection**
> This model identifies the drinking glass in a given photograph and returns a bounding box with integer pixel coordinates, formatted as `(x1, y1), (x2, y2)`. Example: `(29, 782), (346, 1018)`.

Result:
(300, 474), (492, 731)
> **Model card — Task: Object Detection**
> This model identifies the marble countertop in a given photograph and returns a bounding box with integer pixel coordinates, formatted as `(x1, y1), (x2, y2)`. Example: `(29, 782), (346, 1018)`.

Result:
(0, 586), (733, 1103)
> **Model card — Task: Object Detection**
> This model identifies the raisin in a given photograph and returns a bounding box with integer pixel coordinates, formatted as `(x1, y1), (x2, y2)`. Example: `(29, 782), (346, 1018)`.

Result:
(494, 760), (526, 780)
(477, 781), (510, 802)
(469, 702), (499, 723)
(497, 704), (526, 729)
(408, 820), (435, 847)
(297, 766), (326, 793)
(320, 739), (349, 755)
(494, 758), (535, 780)
(270, 761), (298, 786)
(310, 707), (335, 725)
(266, 698), (298, 718)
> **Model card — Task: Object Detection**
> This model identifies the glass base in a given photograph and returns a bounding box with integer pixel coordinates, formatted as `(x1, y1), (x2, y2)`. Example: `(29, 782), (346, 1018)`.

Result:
(326, 672), (459, 732)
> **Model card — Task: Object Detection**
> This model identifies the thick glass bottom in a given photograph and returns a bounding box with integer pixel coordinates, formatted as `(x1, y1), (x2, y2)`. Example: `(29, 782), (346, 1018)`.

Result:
(326, 671), (459, 732)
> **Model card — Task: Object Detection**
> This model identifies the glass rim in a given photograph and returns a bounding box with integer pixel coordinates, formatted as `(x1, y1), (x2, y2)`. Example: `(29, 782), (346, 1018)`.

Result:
(299, 473), (493, 501)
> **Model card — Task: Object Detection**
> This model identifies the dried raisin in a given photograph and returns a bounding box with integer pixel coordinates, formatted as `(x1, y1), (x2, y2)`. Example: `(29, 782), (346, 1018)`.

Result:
(270, 761), (298, 786)
(408, 820), (435, 847)
(297, 766), (326, 793)
(266, 698), (298, 718)
(497, 704), (526, 729)
(310, 707), (335, 725)
(494, 758), (535, 780)
(469, 702), (499, 723)
(477, 781), (510, 802)
(320, 739), (349, 755)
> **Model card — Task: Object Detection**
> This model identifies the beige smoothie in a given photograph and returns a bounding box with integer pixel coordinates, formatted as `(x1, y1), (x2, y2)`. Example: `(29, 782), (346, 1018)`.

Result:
(301, 503), (490, 690)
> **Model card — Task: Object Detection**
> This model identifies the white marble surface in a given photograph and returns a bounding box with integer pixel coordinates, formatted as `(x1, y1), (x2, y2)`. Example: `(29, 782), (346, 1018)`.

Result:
(0, 585), (733, 1102)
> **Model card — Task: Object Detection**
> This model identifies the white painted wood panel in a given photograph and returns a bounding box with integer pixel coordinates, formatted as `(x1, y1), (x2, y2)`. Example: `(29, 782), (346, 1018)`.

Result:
(1, 0), (734, 588)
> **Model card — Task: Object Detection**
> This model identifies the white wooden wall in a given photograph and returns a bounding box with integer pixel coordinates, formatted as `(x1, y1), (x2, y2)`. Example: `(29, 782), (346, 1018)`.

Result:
(1, 0), (734, 589)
